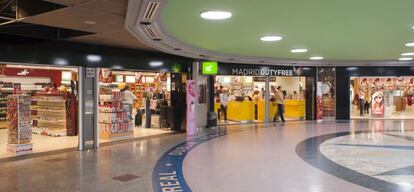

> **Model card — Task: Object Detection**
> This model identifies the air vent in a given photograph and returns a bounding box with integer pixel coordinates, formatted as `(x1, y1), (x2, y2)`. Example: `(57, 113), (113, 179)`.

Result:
(145, 26), (157, 39)
(143, 2), (160, 20)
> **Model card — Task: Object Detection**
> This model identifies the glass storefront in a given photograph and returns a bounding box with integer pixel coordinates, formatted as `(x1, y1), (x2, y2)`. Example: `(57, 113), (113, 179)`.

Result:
(98, 68), (186, 142)
(350, 76), (414, 119)
(0, 64), (79, 158)
(214, 75), (307, 125)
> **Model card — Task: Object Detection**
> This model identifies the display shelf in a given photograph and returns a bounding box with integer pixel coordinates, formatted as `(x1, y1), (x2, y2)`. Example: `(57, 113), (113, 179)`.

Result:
(31, 95), (67, 137)
(98, 89), (134, 139)
(32, 127), (67, 137)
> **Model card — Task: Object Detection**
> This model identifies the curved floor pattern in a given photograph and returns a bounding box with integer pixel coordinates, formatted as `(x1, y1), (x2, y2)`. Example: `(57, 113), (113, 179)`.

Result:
(153, 120), (414, 192)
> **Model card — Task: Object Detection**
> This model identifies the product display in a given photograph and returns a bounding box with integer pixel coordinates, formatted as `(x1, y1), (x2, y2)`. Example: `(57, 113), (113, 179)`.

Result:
(0, 93), (7, 128)
(31, 94), (67, 137)
(7, 95), (32, 154)
(99, 90), (134, 139)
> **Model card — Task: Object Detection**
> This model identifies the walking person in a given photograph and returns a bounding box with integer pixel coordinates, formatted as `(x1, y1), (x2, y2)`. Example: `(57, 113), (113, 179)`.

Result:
(219, 89), (229, 123)
(364, 88), (371, 115)
(273, 86), (285, 122)
(121, 85), (138, 120)
(358, 88), (365, 116)
(252, 90), (260, 120)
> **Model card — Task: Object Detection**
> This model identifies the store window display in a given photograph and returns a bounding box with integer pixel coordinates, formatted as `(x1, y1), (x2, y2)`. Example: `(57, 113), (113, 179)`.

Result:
(214, 76), (306, 124)
(98, 69), (176, 142)
(350, 77), (414, 119)
(0, 64), (79, 158)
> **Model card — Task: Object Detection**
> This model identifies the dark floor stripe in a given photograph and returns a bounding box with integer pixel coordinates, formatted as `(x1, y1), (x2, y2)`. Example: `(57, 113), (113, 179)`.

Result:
(295, 132), (413, 192)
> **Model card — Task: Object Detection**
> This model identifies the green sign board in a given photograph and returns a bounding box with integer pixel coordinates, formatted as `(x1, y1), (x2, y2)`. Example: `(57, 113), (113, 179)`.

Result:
(202, 61), (218, 75)
(172, 64), (182, 73)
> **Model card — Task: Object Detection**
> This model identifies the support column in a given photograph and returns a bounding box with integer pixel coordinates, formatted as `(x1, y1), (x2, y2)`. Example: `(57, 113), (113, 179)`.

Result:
(265, 76), (270, 123)
(78, 66), (98, 150)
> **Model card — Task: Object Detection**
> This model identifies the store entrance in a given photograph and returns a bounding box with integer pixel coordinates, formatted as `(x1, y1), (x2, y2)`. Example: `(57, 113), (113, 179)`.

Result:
(214, 76), (306, 125)
(0, 64), (79, 158)
(98, 69), (184, 142)
(350, 77), (414, 119)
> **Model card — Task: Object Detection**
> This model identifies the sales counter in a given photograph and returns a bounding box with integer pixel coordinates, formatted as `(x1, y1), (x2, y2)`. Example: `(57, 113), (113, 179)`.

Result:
(215, 99), (305, 122)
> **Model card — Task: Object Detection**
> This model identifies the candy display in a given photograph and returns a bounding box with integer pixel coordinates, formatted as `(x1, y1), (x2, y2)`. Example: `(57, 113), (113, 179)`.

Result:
(7, 95), (33, 154)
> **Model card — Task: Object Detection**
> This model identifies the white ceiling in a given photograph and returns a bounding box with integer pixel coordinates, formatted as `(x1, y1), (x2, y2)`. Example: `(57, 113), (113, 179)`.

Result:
(20, 0), (155, 51)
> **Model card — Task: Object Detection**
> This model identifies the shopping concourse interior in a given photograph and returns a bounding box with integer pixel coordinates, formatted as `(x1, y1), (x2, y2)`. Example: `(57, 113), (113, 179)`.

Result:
(2, 0), (414, 192)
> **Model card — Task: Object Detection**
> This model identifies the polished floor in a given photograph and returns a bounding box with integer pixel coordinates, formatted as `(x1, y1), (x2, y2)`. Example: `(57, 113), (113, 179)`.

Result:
(0, 127), (171, 159)
(1, 120), (414, 192)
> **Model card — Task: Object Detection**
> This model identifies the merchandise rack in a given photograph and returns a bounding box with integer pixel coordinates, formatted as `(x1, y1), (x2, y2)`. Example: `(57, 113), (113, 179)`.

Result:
(31, 94), (67, 137)
(7, 95), (32, 154)
(98, 92), (134, 140)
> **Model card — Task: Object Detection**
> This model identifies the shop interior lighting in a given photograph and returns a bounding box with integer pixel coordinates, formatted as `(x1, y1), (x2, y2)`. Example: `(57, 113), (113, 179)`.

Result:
(310, 56), (324, 60)
(398, 57), (413, 61)
(291, 49), (308, 53)
(53, 58), (68, 65)
(149, 61), (163, 67)
(87, 55), (102, 62)
(405, 42), (414, 47)
(260, 36), (282, 42)
(200, 10), (232, 20)
(401, 52), (414, 56)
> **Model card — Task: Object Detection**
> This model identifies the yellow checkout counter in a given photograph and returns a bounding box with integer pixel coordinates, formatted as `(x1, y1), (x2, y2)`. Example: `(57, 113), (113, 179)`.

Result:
(215, 100), (305, 122)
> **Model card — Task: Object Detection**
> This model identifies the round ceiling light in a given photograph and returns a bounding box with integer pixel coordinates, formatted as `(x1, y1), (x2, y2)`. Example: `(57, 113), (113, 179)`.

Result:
(260, 36), (282, 42)
(291, 49), (308, 53)
(310, 56), (324, 60)
(401, 52), (414, 56)
(200, 10), (232, 20)
(405, 42), (414, 47)
(399, 57), (413, 61)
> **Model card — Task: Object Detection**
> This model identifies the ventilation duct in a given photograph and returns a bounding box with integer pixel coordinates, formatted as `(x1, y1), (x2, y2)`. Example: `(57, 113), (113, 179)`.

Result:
(143, 2), (160, 21)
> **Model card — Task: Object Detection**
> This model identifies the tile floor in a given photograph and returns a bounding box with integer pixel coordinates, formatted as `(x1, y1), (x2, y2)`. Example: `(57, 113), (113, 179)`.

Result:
(0, 127), (172, 159)
(1, 120), (413, 192)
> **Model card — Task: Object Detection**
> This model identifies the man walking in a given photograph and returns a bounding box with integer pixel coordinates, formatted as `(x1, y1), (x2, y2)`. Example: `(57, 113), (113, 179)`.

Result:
(273, 86), (285, 122)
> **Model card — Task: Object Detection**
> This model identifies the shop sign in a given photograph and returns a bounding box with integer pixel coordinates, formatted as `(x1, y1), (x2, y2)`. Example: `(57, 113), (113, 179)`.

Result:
(17, 69), (29, 76)
(186, 80), (196, 135)
(202, 61), (218, 75)
(232, 68), (294, 76)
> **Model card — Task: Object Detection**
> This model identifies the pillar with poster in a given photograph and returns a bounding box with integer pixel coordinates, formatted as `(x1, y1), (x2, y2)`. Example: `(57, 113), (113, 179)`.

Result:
(186, 80), (196, 135)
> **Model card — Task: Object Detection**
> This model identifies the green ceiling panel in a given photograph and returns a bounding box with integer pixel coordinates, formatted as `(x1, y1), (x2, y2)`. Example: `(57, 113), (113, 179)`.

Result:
(160, 0), (414, 61)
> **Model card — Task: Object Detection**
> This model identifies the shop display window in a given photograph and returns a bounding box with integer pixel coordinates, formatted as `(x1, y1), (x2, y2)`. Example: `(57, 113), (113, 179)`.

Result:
(98, 69), (174, 142)
(214, 75), (306, 125)
(350, 76), (414, 119)
(0, 64), (79, 159)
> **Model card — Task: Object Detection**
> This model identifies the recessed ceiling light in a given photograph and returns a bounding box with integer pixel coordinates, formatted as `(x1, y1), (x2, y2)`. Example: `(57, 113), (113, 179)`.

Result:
(310, 56), (324, 60)
(401, 52), (414, 56)
(399, 57), (413, 61)
(84, 21), (96, 25)
(200, 10), (232, 20)
(260, 36), (282, 42)
(291, 49), (308, 53)
(405, 42), (414, 47)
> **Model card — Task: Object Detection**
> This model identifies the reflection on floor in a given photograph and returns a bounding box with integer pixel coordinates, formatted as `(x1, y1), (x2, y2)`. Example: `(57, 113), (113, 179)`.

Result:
(0, 129), (78, 159)
(0, 127), (172, 159)
(2, 120), (414, 192)
(351, 105), (414, 119)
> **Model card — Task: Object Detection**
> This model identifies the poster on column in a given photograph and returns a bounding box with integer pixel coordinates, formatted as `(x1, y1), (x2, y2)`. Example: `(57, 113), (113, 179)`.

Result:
(186, 80), (196, 135)
(371, 91), (384, 117)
